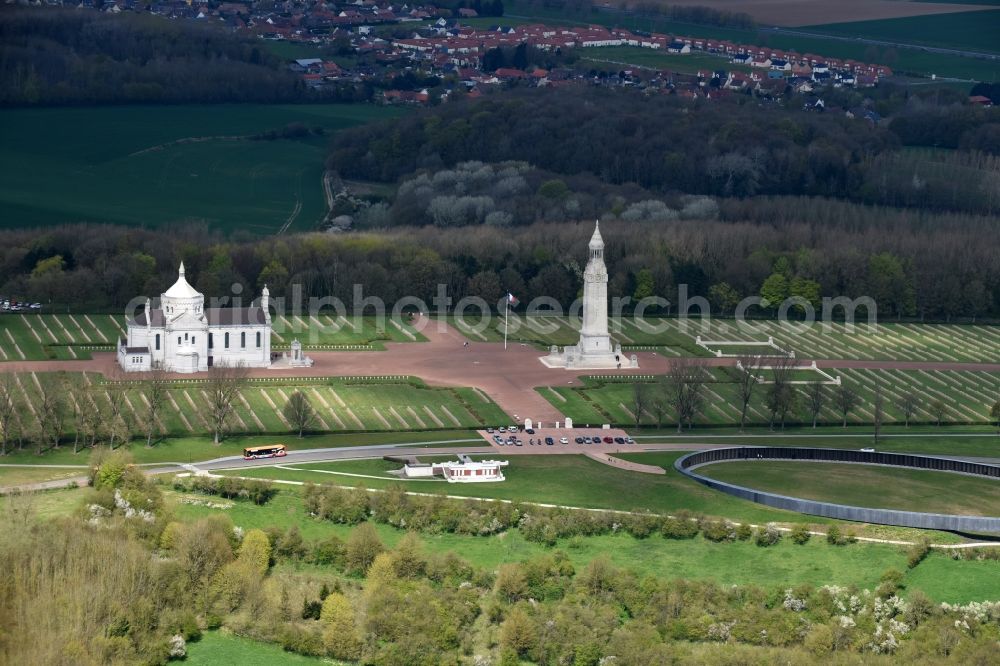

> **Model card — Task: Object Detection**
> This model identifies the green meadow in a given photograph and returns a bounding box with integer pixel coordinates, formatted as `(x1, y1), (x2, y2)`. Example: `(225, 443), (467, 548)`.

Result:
(165, 485), (999, 603)
(803, 10), (1000, 55)
(0, 104), (405, 233)
(700, 461), (1000, 516)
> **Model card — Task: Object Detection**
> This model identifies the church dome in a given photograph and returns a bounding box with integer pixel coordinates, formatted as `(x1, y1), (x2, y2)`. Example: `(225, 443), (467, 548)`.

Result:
(163, 262), (201, 299)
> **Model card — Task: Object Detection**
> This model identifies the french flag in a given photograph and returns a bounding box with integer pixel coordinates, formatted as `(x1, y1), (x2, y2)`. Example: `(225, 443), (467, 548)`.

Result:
(506, 292), (519, 306)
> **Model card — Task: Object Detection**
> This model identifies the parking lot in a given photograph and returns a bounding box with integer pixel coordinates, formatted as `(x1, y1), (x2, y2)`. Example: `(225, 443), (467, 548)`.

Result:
(478, 426), (636, 455)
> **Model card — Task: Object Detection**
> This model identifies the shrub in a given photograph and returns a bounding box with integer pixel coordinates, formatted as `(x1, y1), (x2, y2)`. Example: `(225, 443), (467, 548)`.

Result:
(320, 593), (363, 660)
(755, 523), (782, 547)
(309, 535), (346, 569)
(662, 512), (699, 540)
(826, 525), (846, 545)
(790, 524), (811, 545)
(623, 512), (660, 539)
(906, 538), (931, 569)
(345, 523), (384, 574)
(734, 523), (753, 541)
(701, 519), (734, 542)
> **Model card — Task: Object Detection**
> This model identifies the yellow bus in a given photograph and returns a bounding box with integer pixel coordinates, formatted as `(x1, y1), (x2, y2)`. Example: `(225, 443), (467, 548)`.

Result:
(243, 444), (287, 460)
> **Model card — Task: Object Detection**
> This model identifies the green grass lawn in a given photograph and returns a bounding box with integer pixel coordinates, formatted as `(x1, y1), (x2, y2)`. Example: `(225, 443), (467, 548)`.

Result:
(541, 364), (1000, 429)
(166, 485), (1000, 603)
(580, 47), (747, 74)
(0, 313), (423, 360)
(0, 466), (85, 486)
(0, 370), (506, 441)
(699, 461), (1000, 516)
(0, 104), (406, 234)
(219, 451), (931, 531)
(11, 477), (1000, 602)
(185, 631), (329, 665)
(803, 10), (1000, 55)
(0, 430), (481, 469)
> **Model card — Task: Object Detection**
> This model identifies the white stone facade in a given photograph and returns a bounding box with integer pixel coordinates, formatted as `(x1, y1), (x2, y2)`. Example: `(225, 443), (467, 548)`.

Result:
(542, 222), (638, 370)
(118, 263), (272, 373)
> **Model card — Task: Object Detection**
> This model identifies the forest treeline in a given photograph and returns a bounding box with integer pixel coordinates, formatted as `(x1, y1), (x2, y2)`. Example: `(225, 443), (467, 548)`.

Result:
(0, 7), (305, 106)
(3, 451), (999, 664)
(2, 209), (999, 320)
(327, 88), (1000, 217)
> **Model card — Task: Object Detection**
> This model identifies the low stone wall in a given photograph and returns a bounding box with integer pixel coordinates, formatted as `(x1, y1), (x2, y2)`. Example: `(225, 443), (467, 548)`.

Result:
(675, 447), (1000, 534)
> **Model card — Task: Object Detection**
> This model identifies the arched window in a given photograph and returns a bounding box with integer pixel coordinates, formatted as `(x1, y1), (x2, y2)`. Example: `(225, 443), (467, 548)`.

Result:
(256, 331), (261, 348)
(224, 332), (229, 348)
(240, 332), (246, 348)
(155, 334), (160, 351)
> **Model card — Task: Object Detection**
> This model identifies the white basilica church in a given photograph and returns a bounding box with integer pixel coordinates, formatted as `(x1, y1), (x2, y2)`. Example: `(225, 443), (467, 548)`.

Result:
(118, 263), (272, 373)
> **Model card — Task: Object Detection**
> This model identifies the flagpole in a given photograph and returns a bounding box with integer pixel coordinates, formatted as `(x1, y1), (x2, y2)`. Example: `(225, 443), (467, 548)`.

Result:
(504, 297), (508, 351)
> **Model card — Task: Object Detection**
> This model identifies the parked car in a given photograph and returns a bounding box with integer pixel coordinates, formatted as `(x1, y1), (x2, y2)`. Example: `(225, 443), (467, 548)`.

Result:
(498, 426), (506, 433)
(525, 428), (535, 434)
(514, 439), (523, 446)
(860, 447), (875, 453)
(590, 436), (602, 444)
(544, 437), (554, 445)
(624, 436), (634, 444)
(559, 437), (569, 444)
(574, 437), (585, 444)
(486, 427), (494, 433)
(603, 436), (613, 444)
(614, 437), (624, 444)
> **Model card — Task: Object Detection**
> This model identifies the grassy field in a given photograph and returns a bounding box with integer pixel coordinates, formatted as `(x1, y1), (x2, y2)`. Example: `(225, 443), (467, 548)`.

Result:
(803, 10), (1000, 54)
(0, 371), (507, 445)
(0, 430), (482, 471)
(11, 466), (1000, 602)
(449, 314), (1000, 364)
(700, 461), (1000, 516)
(0, 313), (422, 361)
(161, 484), (998, 602)
(218, 451), (979, 541)
(185, 631), (327, 665)
(0, 104), (405, 233)
(541, 364), (1000, 428)
(579, 47), (748, 74)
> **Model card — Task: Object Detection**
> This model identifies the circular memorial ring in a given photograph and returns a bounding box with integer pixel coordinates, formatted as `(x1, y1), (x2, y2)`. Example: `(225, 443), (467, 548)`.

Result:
(674, 447), (1000, 534)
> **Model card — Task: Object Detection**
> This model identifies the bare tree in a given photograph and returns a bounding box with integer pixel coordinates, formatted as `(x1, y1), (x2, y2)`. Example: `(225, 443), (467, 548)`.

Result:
(283, 390), (318, 438)
(805, 382), (826, 428)
(0, 374), (19, 456)
(990, 399), (1000, 436)
(872, 380), (885, 445)
(139, 365), (170, 447)
(835, 384), (859, 428)
(899, 391), (919, 428)
(930, 399), (946, 427)
(631, 382), (646, 429)
(665, 358), (707, 432)
(650, 379), (669, 429)
(764, 356), (798, 430)
(735, 355), (763, 432)
(206, 362), (249, 445)
(103, 368), (130, 450)
(36, 378), (65, 454)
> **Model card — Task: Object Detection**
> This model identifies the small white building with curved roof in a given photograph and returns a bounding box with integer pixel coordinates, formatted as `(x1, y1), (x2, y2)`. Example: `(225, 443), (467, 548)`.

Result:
(118, 263), (272, 373)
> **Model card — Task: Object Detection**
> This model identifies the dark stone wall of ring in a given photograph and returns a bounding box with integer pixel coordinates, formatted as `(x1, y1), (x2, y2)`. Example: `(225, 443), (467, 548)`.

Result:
(675, 447), (1000, 534)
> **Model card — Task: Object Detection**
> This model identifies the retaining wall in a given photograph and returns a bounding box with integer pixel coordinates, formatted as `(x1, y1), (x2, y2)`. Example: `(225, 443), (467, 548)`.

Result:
(675, 447), (1000, 533)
